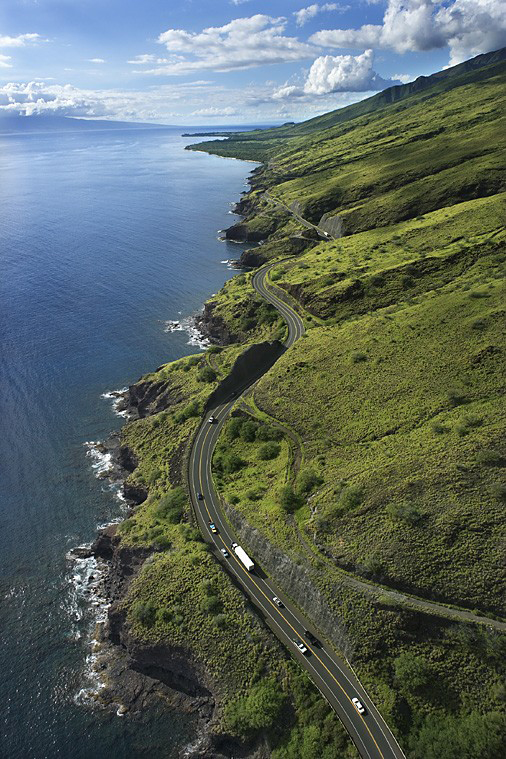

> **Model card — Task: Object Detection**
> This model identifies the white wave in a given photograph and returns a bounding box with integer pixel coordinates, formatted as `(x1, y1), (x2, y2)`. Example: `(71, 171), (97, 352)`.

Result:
(67, 549), (115, 709)
(85, 441), (114, 478)
(101, 387), (130, 419)
(164, 316), (209, 350)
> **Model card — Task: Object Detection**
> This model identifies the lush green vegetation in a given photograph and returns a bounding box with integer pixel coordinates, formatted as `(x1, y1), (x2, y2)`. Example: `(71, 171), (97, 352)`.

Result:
(118, 49), (506, 758)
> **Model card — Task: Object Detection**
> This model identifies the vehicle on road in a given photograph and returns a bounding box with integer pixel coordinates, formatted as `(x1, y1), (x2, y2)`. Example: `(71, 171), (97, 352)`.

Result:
(209, 522), (218, 534)
(304, 630), (319, 646)
(220, 548), (229, 558)
(208, 415), (216, 424)
(293, 639), (309, 655)
(272, 596), (283, 607)
(352, 697), (366, 715)
(197, 492), (204, 500)
(231, 542), (255, 572)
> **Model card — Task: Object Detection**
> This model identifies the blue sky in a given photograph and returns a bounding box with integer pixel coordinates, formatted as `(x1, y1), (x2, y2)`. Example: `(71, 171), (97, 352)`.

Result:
(1, 1), (505, 124)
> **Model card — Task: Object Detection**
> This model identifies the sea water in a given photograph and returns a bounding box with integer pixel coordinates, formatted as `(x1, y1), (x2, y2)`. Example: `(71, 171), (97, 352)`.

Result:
(0, 125), (252, 758)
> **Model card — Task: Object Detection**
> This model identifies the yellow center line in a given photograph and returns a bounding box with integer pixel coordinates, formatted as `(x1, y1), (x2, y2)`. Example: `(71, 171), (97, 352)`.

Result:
(195, 421), (385, 759)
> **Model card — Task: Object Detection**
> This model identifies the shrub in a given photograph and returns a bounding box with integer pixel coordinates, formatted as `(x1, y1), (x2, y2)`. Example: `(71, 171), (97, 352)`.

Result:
(476, 449), (503, 467)
(155, 487), (187, 523)
(227, 417), (244, 440)
(213, 613), (227, 629)
(270, 269), (285, 282)
(207, 345), (222, 354)
(336, 484), (363, 513)
(447, 389), (467, 407)
(131, 600), (157, 627)
(410, 710), (505, 759)
(297, 468), (323, 495)
(351, 351), (368, 363)
(240, 420), (258, 442)
(258, 442), (281, 460)
(197, 366), (217, 383)
(175, 399), (201, 423)
(491, 483), (506, 501)
(256, 424), (283, 442)
(394, 652), (431, 693)
(280, 485), (303, 513)
(200, 595), (222, 615)
(216, 452), (246, 474)
(387, 500), (423, 525)
(431, 422), (448, 434)
(224, 679), (286, 737)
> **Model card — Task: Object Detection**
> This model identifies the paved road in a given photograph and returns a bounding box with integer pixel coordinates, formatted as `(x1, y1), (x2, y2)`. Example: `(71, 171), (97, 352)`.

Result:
(264, 191), (336, 241)
(188, 263), (405, 759)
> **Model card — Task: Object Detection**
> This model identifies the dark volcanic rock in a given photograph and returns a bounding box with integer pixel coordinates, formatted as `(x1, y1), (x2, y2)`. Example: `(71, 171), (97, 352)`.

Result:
(224, 222), (266, 243)
(123, 481), (148, 505)
(196, 302), (239, 345)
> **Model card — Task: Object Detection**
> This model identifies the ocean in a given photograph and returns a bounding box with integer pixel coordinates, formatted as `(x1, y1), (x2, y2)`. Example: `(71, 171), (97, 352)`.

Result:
(0, 125), (252, 758)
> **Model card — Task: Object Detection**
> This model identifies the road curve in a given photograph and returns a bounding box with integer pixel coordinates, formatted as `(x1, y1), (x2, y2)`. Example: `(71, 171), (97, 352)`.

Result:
(188, 262), (405, 759)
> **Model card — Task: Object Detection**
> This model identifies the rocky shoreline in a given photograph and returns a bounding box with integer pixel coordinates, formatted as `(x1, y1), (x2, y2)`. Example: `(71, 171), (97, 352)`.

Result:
(76, 161), (281, 757)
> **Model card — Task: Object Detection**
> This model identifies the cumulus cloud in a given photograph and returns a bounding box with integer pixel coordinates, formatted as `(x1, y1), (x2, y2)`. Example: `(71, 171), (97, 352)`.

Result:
(272, 49), (401, 99)
(310, 0), (506, 65)
(0, 54), (12, 69)
(88, 58), (106, 64)
(294, 4), (349, 27)
(151, 15), (317, 74)
(0, 33), (41, 48)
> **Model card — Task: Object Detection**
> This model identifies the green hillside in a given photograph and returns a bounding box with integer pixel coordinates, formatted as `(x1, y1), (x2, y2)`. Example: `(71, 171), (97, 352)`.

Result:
(196, 48), (506, 754)
(118, 49), (506, 759)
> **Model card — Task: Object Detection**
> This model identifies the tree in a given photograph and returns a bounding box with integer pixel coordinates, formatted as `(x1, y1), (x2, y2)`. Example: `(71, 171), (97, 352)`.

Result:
(411, 710), (505, 759)
(394, 652), (431, 693)
(258, 442), (281, 460)
(225, 679), (286, 737)
(280, 485), (303, 513)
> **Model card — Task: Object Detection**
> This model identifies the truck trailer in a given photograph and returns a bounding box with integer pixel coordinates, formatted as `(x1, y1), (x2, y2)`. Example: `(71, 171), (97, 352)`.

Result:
(231, 542), (255, 572)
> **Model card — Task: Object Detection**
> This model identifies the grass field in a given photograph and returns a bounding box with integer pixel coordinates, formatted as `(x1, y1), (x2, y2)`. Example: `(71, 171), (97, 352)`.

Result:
(120, 49), (506, 758)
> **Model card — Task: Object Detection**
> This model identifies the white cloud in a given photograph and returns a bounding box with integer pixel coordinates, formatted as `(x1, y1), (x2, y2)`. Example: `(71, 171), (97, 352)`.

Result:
(0, 33), (41, 48)
(88, 58), (106, 64)
(230, 0), (252, 5)
(191, 106), (238, 116)
(391, 72), (414, 83)
(0, 80), (232, 122)
(0, 54), (12, 69)
(152, 15), (317, 74)
(294, 4), (349, 28)
(272, 48), (401, 99)
(310, 0), (506, 66)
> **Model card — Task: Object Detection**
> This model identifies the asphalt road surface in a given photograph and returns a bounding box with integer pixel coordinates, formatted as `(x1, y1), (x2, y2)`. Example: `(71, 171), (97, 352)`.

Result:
(188, 263), (405, 759)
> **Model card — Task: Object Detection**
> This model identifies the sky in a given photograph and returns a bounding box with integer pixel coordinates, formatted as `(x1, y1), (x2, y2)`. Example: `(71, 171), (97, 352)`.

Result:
(0, 0), (505, 125)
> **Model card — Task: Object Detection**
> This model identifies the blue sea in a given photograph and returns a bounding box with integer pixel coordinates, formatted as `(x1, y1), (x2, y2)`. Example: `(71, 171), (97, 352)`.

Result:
(0, 125), (253, 758)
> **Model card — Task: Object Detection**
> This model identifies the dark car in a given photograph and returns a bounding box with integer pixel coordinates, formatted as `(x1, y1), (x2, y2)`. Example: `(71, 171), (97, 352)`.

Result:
(304, 630), (320, 646)
(197, 492), (204, 501)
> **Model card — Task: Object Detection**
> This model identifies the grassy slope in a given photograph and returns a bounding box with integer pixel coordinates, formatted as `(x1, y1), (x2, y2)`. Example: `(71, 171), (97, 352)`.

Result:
(194, 51), (506, 757)
(118, 50), (506, 758)
(115, 346), (356, 757)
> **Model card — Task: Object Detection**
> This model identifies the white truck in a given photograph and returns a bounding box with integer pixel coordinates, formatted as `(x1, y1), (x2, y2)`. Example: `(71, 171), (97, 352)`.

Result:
(231, 542), (255, 572)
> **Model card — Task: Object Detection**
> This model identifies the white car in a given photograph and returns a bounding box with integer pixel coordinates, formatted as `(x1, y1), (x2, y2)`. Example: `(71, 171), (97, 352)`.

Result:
(208, 415), (216, 424)
(220, 548), (229, 558)
(352, 697), (366, 715)
(272, 596), (284, 607)
(293, 639), (309, 655)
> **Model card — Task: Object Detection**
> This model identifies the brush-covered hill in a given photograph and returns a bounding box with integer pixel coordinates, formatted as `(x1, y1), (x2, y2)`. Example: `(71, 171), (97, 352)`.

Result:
(184, 48), (506, 756)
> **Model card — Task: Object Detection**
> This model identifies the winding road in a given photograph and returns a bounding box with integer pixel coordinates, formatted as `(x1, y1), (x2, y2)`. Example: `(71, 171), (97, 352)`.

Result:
(188, 262), (405, 759)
